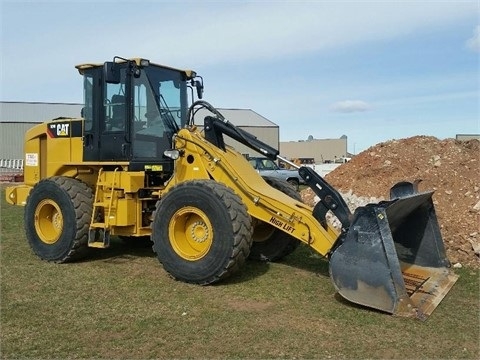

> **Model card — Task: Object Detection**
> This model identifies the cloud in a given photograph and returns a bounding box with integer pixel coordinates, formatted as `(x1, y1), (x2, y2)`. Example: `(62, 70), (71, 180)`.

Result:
(466, 25), (480, 52)
(330, 100), (372, 113)
(0, 1), (477, 102)
(375, 90), (478, 107)
(149, 2), (477, 67)
(19, 1), (469, 69)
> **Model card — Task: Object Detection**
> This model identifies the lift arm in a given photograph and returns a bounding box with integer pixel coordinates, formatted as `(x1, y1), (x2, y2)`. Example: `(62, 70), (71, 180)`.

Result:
(200, 104), (352, 232)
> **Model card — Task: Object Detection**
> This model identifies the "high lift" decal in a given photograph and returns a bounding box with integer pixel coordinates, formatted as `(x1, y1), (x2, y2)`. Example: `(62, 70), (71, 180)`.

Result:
(269, 216), (295, 234)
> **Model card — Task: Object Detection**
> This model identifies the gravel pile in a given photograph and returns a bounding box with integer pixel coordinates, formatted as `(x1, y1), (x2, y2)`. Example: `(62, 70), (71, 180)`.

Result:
(301, 136), (480, 269)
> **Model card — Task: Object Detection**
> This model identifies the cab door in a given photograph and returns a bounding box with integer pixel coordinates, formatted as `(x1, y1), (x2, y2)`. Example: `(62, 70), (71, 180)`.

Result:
(99, 67), (131, 161)
(82, 69), (101, 161)
(82, 66), (131, 161)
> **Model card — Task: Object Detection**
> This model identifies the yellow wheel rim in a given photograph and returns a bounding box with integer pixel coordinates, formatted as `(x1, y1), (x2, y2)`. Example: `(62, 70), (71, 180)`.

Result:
(169, 206), (213, 261)
(252, 221), (276, 243)
(34, 199), (63, 244)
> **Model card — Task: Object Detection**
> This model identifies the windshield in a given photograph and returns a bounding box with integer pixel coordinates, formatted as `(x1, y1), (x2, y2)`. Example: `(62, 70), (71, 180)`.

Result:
(133, 66), (187, 135)
(132, 65), (188, 158)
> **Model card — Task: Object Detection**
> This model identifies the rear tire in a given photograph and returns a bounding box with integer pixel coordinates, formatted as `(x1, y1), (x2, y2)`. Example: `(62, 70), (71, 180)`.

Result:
(249, 176), (301, 261)
(24, 176), (92, 262)
(152, 180), (253, 285)
(287, 178), (300, 191)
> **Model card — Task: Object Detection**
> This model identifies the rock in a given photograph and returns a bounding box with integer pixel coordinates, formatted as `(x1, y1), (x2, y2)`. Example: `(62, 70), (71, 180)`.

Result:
(453, 263), (463, 269)
(470, 240), (480, 256)
(473, 201), (480, 212)
(431, 155), (441, 167)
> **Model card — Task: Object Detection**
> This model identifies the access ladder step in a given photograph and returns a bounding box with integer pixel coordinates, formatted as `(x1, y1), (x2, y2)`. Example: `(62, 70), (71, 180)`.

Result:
(90, 222), (107, 229)
(88, 228), (111, 248)
(93, 202), (112, 208)
(96, 182), (116, 187)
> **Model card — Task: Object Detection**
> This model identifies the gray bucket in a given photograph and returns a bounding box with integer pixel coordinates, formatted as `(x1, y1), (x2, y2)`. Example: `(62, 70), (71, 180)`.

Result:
(329, 182), (458, 320)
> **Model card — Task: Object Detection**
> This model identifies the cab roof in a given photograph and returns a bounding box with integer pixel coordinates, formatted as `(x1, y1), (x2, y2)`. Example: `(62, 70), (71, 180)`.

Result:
(75, 57), (197, 79)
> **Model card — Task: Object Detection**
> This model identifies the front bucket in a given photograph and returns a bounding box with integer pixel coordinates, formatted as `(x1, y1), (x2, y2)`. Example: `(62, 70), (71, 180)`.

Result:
(329, 182), (458, 320)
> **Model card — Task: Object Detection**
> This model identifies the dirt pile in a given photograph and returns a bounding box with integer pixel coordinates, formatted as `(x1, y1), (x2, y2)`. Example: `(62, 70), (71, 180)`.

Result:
(301, 136), (480, 269)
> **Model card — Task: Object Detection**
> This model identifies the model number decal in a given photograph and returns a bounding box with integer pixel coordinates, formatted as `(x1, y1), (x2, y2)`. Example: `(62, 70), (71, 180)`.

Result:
(269, 216), (295, 234)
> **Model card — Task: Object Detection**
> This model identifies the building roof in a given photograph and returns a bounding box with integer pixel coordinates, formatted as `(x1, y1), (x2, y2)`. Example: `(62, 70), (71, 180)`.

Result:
(456, 134), (480, 140)
(0, 102), (278, 129)
(193, 108), (277, 128)
(0, 101), (83, 123)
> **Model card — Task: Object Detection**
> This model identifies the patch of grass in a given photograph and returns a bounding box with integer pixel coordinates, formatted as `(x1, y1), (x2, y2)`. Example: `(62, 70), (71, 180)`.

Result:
(1, 186), (479, 359)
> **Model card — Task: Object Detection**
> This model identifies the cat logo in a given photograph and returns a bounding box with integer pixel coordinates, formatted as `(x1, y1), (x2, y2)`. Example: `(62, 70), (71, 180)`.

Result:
(56, 123), (70, 136)
(47, 122), (70, 138)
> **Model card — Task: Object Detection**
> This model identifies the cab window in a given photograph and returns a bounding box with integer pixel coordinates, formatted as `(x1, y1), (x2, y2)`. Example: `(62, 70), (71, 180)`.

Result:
(104, 69), (126, 132)
(83, 74), (94, 131)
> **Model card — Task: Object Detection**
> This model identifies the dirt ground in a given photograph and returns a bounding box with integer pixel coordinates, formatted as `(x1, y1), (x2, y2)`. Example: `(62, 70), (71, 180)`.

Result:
(301, 136), (480, 269)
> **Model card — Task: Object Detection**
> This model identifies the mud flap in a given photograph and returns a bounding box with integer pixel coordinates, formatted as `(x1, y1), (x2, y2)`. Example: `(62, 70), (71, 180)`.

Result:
(329, 182), (458, 320)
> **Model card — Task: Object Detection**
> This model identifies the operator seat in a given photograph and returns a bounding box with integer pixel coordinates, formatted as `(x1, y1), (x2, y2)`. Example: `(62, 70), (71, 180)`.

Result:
(110, 94), (125, 130)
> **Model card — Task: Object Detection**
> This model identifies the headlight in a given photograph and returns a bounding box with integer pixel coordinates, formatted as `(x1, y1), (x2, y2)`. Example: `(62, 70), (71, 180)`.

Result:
(140, 58), (150, 67)
(164, 149), (180, 160)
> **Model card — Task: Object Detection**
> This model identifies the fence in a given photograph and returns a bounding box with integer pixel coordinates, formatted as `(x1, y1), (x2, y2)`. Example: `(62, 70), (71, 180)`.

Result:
(0, 159), (24, 171)
(0, 159), (24, 182)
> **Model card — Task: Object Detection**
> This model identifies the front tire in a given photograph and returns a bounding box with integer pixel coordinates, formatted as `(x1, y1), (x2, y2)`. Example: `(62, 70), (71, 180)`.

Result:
(152, 180), (253, 285)
(24, 176), (93, 262)
(249, 176), (301, 261)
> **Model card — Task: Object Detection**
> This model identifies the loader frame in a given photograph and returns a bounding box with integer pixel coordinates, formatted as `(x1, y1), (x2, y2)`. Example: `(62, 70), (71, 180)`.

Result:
(5, 57), (458, 320)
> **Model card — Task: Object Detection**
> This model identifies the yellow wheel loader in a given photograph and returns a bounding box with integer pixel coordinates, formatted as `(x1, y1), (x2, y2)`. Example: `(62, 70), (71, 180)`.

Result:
(5, 57), (458, 320)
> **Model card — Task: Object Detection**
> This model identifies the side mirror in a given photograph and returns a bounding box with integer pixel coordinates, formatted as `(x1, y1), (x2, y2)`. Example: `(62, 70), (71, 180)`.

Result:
(104, 62), (120, 84)
(195, 80), (204, 99)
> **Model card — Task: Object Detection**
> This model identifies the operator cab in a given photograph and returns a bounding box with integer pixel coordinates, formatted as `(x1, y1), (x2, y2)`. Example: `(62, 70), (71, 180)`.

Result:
(76, 57), (203, 177)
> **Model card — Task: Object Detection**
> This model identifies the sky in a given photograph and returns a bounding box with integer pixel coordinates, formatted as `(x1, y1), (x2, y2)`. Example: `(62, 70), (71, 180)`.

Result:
(1, 0), (479, 154)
